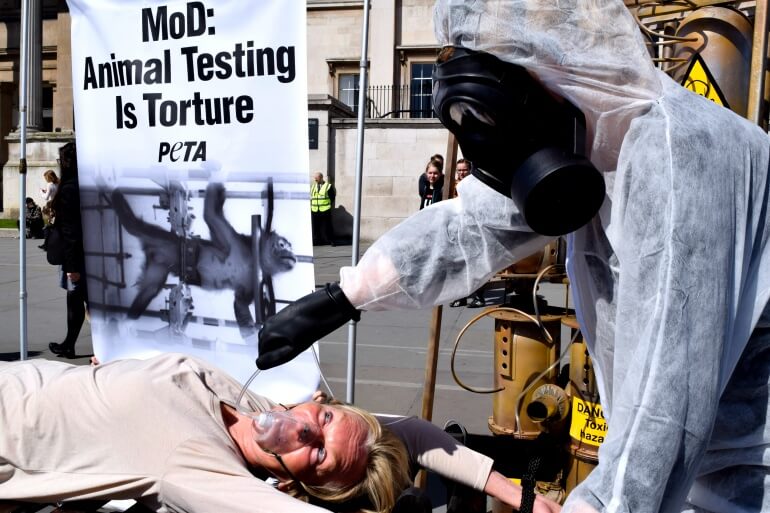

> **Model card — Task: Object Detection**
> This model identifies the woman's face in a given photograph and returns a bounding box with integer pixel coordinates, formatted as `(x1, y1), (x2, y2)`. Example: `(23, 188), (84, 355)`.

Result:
(456, 162), (470, 181)
(258, 402), (369, 488)
(426, 166), (441, 184)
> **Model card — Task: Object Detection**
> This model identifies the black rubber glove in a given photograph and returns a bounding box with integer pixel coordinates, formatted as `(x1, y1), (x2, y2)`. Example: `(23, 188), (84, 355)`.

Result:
(256, 282), (361, 370)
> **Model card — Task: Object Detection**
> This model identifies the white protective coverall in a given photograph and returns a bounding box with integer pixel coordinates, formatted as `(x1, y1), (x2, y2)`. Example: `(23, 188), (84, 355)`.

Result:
(339, 1), (770, 512)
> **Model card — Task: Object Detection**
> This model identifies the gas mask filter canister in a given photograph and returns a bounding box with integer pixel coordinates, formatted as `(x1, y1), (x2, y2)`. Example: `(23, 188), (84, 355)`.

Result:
(432, 46), (606, 236)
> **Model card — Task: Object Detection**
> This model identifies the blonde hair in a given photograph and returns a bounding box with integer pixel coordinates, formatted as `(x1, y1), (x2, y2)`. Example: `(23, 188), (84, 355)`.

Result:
(288, 404), (411, 513)
(425, 160), (442, 174)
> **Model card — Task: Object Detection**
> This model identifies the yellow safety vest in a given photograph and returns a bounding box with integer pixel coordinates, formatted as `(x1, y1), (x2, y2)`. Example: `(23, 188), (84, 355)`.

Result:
(310, 182), (332, 212)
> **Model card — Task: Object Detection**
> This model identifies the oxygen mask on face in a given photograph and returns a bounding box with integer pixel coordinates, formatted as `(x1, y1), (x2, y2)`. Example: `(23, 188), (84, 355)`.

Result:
(252, 410), (321, 455)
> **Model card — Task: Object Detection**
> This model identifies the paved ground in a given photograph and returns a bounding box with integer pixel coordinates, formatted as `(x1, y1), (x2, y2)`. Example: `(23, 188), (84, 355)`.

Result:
(0, 238), (512, 432)
(0, 236), (569, 511)
(0, 237), (96, 364)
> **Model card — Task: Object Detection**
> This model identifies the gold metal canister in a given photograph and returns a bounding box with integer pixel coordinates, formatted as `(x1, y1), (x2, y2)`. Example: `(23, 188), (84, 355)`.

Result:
(487, 309), (561, 439)
(562, 315), (602, 494)
(672, 6), (753, 117)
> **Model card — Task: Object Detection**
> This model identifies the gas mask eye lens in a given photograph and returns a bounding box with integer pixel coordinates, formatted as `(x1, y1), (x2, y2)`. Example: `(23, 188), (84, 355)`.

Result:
(449, 101), (497, 129)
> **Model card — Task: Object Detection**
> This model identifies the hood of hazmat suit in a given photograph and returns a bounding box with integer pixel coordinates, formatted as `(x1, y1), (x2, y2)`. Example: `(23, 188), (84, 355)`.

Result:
(340, 1), (770, 512)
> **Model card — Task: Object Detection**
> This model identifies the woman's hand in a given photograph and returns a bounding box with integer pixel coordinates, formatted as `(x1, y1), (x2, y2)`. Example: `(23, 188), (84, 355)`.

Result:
(312, 390), (329, 403)
(67, 272), (81, 283)
(534, 495), (562, 513)
(484, 471), (561, 513)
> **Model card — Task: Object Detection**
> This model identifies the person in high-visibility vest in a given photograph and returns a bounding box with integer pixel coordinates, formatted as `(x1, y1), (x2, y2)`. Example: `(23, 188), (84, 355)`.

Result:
(310, 172), (336, 246)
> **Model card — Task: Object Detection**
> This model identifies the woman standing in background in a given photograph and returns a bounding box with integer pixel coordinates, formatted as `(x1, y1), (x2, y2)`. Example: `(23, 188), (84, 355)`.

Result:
(40, 170), (59, 210)
(418, 158), (444, 210)
(40, 169), (59, 225)
(48, 143), (88, 359)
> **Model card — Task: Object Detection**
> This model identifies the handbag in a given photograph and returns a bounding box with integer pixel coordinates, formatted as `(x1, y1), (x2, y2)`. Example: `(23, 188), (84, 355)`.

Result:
(45, 223), (65, 265)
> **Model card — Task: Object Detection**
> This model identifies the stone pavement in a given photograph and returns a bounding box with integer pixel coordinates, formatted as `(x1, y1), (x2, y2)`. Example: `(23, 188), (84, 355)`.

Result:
(0, 237), (95, 365)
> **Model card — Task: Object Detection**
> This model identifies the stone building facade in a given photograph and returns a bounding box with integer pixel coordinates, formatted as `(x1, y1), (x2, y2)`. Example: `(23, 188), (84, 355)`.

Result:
(0, 0), (450, 241)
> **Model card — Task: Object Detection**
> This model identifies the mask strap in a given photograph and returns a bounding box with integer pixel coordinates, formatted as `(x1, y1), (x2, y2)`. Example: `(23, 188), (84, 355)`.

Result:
(270, 451), (308, 492)
(269, 404), (306, 491)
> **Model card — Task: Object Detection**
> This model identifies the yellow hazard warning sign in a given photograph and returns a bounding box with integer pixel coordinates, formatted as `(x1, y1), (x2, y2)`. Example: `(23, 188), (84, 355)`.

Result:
(682, 54), (729, 109)
(569, 397), (607, 447)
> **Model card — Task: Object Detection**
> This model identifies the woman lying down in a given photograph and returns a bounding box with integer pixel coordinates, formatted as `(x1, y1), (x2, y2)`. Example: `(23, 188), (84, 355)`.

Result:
(0, 353), (560, 513)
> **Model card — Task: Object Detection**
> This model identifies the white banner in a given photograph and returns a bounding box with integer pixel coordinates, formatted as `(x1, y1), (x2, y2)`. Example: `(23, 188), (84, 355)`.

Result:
(67, 0), (318, 403)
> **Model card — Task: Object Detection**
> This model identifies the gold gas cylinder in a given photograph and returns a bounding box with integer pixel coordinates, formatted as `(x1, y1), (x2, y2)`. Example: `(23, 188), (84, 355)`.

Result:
(562, 315), (604, 494)
(672, 6), (753, 117)
(487, 309), (561, 439)
(498, 239), (562, 277)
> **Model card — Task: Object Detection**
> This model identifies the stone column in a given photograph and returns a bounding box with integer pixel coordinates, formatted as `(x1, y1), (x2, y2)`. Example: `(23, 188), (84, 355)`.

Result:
(53, 10), (73, 131)
(369, 0), (396, 88)
(20, 0), (43, 132)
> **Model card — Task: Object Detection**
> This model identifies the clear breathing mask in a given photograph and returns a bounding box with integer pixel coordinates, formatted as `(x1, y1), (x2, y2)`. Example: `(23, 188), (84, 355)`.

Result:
(234, 368), (322, 458)
(252, 409), (321, 455)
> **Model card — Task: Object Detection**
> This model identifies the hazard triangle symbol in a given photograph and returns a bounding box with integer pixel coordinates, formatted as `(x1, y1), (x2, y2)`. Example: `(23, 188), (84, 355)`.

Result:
(682, 54), (729, 109)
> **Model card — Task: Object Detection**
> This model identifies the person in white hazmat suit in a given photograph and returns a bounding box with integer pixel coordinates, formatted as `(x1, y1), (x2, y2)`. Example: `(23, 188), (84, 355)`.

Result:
(257, 1), (770, 512)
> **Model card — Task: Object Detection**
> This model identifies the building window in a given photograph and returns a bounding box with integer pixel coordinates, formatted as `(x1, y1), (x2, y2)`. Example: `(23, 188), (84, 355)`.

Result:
(410, 63), (435, 118)
(339, 73), (360, 112)
(42, 85), (53, 132)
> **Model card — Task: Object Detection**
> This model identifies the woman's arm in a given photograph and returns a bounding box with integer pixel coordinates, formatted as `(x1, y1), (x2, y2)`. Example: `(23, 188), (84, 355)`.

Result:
(55, 181), (84, 274)
(46, 183), (58, 202)
(418, 173), (428, 197)
(484, 470), (561, 513)
(340, 177), (548, 311)
(380, 415), (560, 512)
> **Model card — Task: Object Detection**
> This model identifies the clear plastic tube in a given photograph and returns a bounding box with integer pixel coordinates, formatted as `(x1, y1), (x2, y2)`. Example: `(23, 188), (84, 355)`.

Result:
(311, 345), (335, 398)
(235, 368), (262, 415)
(237, 332), (339, 417)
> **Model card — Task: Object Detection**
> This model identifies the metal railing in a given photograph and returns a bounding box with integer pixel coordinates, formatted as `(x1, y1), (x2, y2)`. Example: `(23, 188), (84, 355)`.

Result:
(346, 84), (436, 119)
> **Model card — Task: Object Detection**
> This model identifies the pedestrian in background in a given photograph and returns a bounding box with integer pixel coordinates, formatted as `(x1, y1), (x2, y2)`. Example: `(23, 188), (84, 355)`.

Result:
(38, 169), (60, 250)
(40, 169), (59, 207)
(450, 157), (472, 198)
(455, 158), (471, 182)
(19, 197), (45, 239)
(450, 159), (485, 308)
(48, 142), (88, 359)
(418, 159), (444, 210)
(430, 153), (444, 173)
(310, 171), (336, 246)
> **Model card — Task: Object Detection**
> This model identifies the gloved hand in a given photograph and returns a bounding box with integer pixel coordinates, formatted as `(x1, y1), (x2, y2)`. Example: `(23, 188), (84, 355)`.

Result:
(256, 282), (361, 370)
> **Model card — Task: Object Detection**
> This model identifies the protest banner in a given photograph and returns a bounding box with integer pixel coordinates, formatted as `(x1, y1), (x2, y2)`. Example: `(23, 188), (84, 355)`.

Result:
(67, 0), (318, 403)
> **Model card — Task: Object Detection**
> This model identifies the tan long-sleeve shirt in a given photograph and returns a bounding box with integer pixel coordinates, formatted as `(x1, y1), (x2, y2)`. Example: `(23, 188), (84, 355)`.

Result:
(0, 354), (491, 512)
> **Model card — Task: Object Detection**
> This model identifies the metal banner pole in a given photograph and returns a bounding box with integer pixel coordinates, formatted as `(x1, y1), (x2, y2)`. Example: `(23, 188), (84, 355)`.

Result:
(18, 0), (31, 360)
(414, 134), (457, 490)
(748, 0), (769, 128)
(346, 0), (371, 404)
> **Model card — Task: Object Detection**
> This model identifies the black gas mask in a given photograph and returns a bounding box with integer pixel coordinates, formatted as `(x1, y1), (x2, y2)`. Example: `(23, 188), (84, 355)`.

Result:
(432, 47), (605, 236)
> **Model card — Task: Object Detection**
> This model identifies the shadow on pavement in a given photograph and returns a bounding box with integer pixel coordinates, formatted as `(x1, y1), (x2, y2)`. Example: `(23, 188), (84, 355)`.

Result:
(0, 350), (43, 361)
